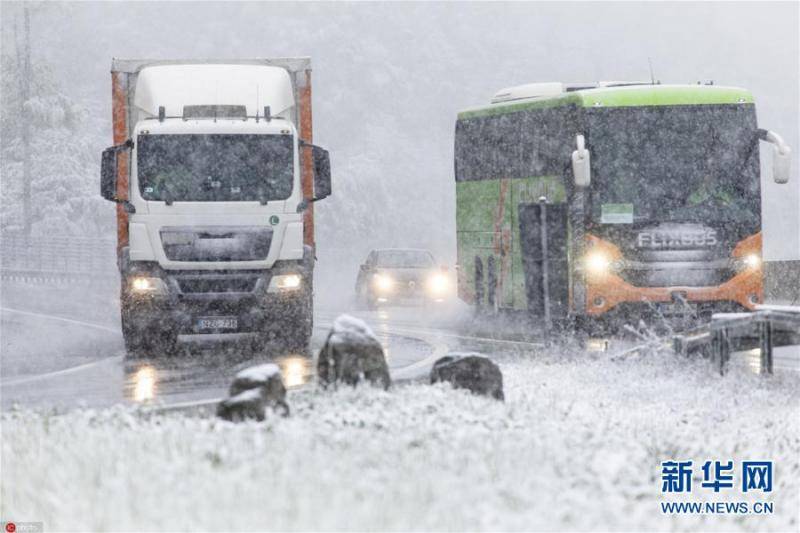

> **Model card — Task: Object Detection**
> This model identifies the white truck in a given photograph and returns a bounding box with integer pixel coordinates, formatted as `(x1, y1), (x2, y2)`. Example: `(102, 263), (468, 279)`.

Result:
(100, 59), (331, 356)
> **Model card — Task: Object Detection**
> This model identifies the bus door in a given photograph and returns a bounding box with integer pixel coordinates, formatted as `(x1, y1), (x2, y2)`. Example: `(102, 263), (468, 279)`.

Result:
(518, 202), (570, 320)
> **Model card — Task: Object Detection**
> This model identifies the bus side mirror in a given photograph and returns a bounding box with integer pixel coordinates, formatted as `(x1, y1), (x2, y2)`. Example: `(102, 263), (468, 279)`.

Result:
(760, 129), (791, 184)
(312, 145), (332, 200)
(572, 134), (591, 188)
(101, 148), (119, 201)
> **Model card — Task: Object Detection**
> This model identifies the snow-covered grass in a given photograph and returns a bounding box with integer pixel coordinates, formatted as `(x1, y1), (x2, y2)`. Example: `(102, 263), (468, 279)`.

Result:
(2, 349), (798, 531)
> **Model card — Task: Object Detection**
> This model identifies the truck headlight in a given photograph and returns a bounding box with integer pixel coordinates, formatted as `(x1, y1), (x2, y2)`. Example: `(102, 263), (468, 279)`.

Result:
(373, 273), (394, 293)
(427, 273), (448, 295)
(268, 274), (302, 292)
(130, 276), (168, 295)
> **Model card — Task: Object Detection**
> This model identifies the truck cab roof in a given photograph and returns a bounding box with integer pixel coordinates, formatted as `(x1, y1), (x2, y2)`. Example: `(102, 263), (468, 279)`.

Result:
(134, 64), (296, 123)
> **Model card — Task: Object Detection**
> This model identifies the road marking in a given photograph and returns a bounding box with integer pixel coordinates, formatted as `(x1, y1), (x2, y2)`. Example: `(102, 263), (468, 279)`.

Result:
(316, 310), (544, 348)
(1, 355), (124, 387)
(390, 335), (449, 380)
(0, 306), (123, 387)
(387, 324), (544, 348)
(1, 306), (120, 334)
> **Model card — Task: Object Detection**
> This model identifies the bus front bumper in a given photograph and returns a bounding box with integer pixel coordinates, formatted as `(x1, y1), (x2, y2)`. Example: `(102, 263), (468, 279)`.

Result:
(585, 268), (763, 316)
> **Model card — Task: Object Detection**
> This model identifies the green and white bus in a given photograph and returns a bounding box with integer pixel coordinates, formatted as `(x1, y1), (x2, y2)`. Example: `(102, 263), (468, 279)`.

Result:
(454, 81), (791, 327)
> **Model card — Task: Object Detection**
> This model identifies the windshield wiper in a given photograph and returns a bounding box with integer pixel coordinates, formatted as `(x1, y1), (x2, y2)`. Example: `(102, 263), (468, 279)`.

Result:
(162, 182), (176, 206)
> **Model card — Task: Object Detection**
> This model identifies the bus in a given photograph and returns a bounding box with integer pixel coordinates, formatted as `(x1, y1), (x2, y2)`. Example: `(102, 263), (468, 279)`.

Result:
(454, 81), (791, 329)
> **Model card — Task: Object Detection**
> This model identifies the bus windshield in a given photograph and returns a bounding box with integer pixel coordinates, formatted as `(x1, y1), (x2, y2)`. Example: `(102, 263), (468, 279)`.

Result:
(137, 134), (294, 202)
(586, 105), (760, 228)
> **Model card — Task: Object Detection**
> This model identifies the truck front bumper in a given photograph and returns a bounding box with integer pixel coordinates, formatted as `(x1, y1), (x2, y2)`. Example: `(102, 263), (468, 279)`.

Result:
(121, 260), (310, 335)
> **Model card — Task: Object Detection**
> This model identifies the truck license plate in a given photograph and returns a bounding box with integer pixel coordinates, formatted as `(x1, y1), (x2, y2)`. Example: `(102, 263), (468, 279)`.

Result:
(197, 317), (238, 331)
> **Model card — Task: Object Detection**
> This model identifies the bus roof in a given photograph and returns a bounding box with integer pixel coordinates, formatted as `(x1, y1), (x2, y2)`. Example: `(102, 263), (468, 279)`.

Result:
(457, 84), (754, 120)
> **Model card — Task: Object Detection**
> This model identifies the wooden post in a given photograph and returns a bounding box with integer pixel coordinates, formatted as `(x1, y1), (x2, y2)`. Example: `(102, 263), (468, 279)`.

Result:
(758, 318), (773, 375)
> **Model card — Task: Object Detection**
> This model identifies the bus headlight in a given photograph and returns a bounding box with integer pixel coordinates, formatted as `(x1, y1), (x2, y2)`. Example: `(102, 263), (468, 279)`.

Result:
(743, 253), (761, 269)
(268, 274), (302, 292)
(427, 273), (449, 295)
(130, 276), (168, 295)
(373, 273), (394, 293)
(585, 251), (611, 275)
(733, 253), (761, 272)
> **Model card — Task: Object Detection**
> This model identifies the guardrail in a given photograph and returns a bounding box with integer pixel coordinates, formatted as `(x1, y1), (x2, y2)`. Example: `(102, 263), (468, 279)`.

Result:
(0, 235), (118, 284)
(673, 305), (800, 375)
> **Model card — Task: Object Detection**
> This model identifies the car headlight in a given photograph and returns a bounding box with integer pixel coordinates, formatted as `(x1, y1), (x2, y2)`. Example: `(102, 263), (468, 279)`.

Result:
(373, 273), (394, 293)
(129, 276), (168, 295)
(268, 274), (302, 292)
(427, 273), (448, 295)
(733, 253), (761, 272)
(584, 251), (611, 275)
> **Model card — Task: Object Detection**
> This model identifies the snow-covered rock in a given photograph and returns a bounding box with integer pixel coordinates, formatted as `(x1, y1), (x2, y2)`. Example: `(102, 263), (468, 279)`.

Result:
(230, 363), (284, 397)
(317, 314), (391, 389)
(216, 388), (266, 422)
(430, 353), (504, 401)
(219, 363), (289, 420)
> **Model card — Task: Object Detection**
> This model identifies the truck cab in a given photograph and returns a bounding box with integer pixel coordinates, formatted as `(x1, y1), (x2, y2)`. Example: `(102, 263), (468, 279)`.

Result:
(101, 60), (330, 356)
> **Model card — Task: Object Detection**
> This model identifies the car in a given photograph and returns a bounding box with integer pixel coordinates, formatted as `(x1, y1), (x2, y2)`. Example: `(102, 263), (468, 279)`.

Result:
(355, 248), (450, 309)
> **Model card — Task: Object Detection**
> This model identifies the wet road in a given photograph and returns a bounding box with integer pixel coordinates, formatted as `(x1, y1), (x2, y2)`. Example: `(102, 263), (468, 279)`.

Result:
(2, 283), (798, 411)
(0, 304), (466, 410)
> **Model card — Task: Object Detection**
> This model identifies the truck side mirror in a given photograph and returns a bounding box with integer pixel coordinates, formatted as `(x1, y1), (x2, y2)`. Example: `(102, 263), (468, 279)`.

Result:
(760, 129), (792, 184)
(101, 140), (133, 201)
(101, 148), (119, 201)
(312, 145), (332, 199)
(571, 134), (591, 188)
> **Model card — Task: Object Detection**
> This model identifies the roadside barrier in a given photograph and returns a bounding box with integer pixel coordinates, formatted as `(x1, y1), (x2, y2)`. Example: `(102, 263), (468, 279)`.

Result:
(0, 235), (118, 284)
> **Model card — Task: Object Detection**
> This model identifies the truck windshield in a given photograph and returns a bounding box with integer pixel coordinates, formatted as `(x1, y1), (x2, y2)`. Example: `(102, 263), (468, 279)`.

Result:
(586, 104), (760, 229)
(137, 134), (293, 202)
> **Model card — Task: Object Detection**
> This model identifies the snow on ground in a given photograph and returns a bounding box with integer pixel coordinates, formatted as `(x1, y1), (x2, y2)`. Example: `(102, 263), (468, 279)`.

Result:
(2, 348), (799, 531)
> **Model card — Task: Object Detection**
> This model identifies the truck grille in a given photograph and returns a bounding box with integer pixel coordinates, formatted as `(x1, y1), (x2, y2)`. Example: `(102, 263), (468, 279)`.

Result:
(176, 276), (259, 294)
(160, 226), (272, 262)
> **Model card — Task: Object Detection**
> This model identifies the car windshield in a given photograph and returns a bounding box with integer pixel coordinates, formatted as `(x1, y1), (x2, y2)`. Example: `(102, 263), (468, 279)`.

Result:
(586, 104), (760, 229)
(137, 134), (293, 202)
(376, 250), (435, 268)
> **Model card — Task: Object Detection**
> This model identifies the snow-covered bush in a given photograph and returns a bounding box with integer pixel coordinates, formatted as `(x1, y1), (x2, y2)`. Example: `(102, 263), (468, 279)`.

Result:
(0, 53), (110, 237)
(3, 351), (798, 531)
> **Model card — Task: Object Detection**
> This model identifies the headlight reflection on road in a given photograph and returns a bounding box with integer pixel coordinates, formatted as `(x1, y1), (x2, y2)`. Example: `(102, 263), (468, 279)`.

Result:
(585, 338), (610, 352)
(133, 365), (157, 402)
(278, 356), (312, 388)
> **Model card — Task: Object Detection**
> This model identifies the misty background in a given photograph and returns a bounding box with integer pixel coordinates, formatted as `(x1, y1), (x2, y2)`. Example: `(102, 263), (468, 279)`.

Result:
(1, 1), (798, 301)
